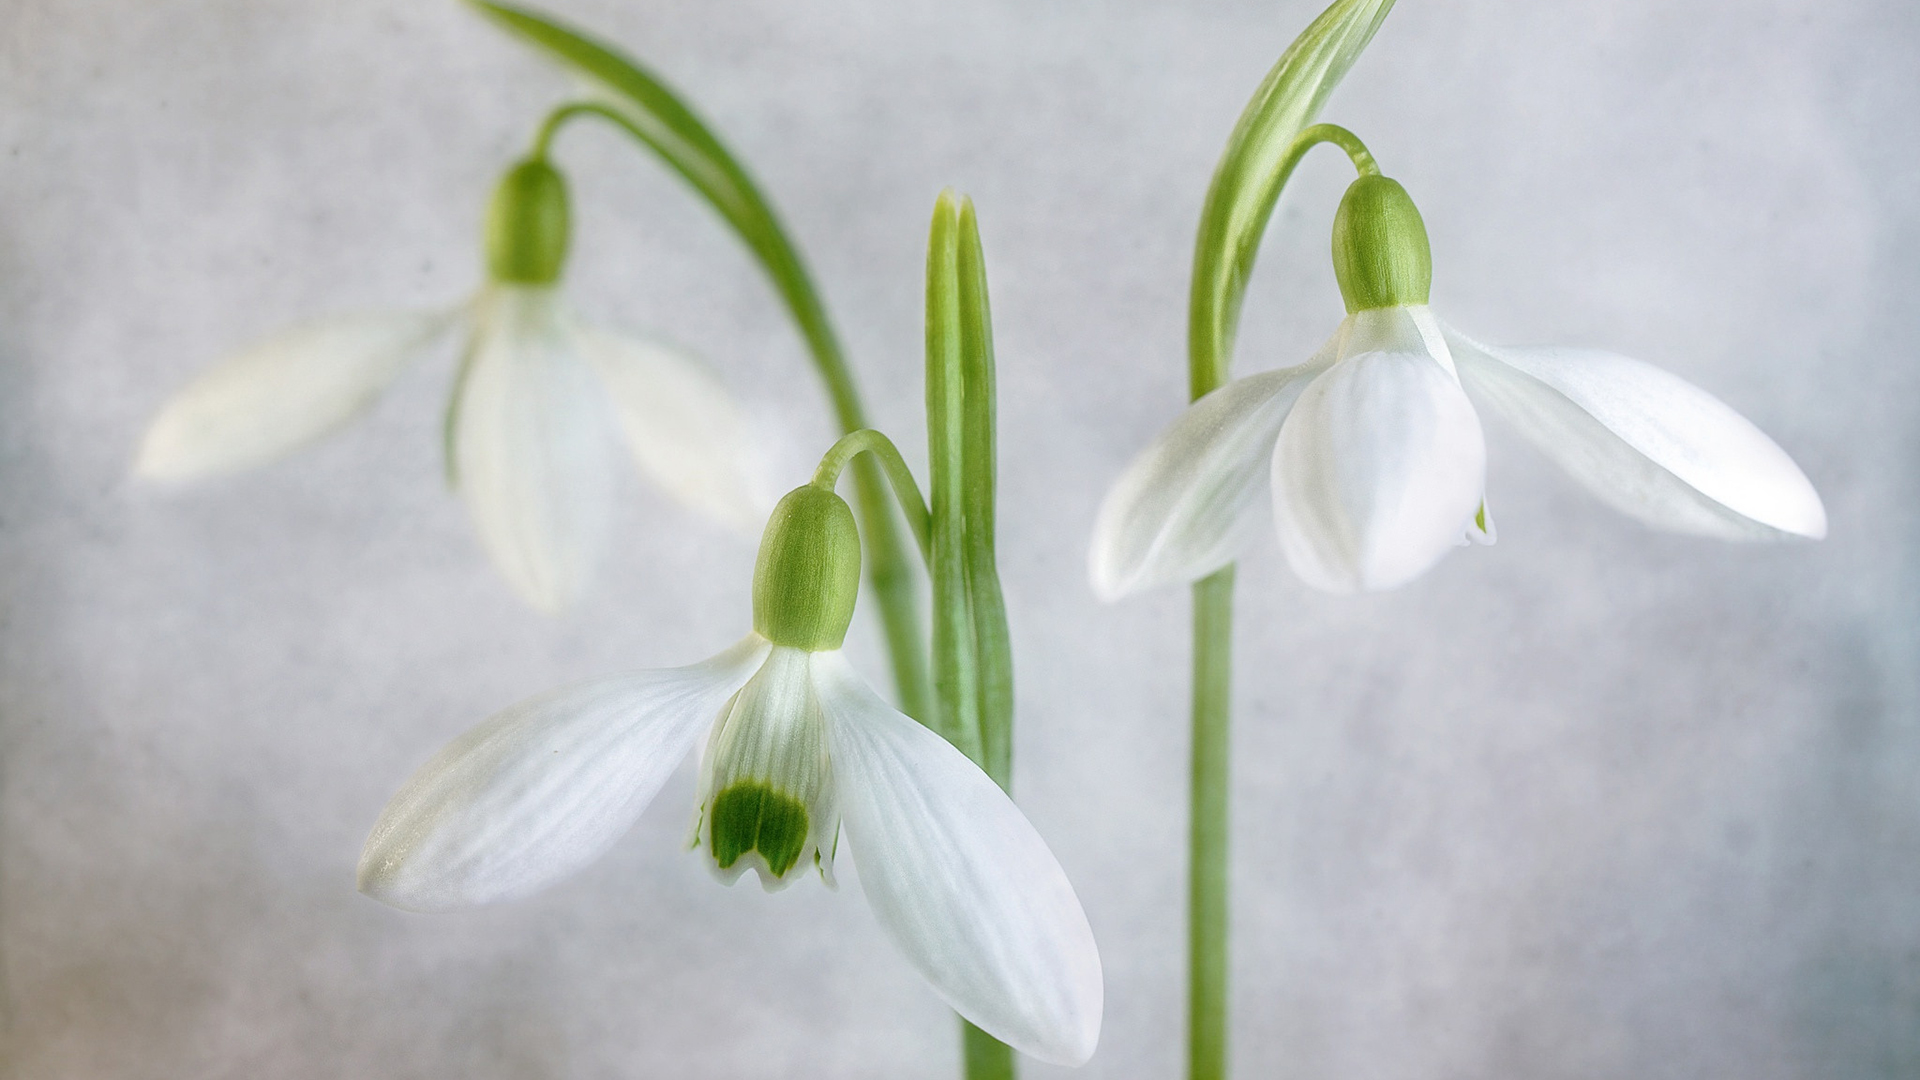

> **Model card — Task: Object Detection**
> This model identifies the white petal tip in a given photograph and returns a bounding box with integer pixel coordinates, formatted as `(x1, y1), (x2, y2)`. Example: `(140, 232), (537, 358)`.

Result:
(1799, 508), (1828, 541)
(129, 444), (183, 484)
(704, 853), (806, 894)
(353, 846), (462, 914)
(1016, 1001), (1103, 1066)
(1759, 479), (1827, 541)
(1086, 559), (1131, 604)
(132, 415), (237, 484)
(519, 584), (578, 616)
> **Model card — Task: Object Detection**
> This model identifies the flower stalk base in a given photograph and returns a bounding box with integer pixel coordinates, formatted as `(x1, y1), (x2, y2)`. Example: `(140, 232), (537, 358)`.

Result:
(1189, 567), (1234, 1080)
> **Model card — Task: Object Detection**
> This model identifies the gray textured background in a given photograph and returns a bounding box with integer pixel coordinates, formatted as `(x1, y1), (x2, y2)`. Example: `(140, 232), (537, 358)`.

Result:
(2, 0), (1915, 1076)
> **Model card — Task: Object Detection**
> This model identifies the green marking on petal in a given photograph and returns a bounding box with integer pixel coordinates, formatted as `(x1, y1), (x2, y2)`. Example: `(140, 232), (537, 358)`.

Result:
(710, 782), (810, 878)
(1475, 503), (1488, 532)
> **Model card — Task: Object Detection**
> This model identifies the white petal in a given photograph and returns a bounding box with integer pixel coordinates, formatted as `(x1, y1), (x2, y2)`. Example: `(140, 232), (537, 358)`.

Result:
(453, 287), (617, 612)
(813, 652), (1102, 1066)
(693, 645), (837, 892)
(135, 310), (451, 481)
(576, 328), (768, 535)
(1273, 346), (1487, 592)
(358, 635), (770, 912)
(1088, 339), (1338, 600)
(1446, 327), (1827, 540)
(1345, 304), (1458, 377)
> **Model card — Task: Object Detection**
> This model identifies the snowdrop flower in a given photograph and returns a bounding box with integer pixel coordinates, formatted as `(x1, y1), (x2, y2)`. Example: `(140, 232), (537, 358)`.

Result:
(136, 157), (763, 612)
(1092, 173), (1825, 596)
(357, 483), (1103, 1064)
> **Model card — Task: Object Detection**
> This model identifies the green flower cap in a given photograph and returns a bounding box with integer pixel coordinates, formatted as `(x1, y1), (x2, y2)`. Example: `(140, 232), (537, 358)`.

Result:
(752, 485), (862, 651)
(1331, 174), (1432, 313)
(485, 158), (571, 285)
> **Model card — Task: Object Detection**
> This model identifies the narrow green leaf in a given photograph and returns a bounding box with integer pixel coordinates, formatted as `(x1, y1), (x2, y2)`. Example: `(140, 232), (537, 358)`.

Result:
(927, 186), (1019, 1078)
(925, 191), (981, 765)
(1188, 0), (1396, 399)
(954, 200), (1013, 794)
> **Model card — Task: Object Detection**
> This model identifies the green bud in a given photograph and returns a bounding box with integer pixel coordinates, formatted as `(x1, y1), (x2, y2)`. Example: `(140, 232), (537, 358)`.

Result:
(485, 158), (570, 285)
(752, 485), (862, 651)
(1330, 174), (1432, 313)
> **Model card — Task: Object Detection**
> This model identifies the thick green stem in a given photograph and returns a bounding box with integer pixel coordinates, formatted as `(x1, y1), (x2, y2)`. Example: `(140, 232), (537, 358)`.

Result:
(1180, 15), (1392, 1071)
(1180, 121), (1374, 1080)
(963, 1021), (1018, 1080)
(1189, 567), (1235, 1080)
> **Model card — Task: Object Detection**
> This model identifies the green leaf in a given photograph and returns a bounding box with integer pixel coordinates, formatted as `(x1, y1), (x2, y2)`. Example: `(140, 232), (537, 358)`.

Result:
(1188, 0), (1396, 399)
(926, 190), (1019, 1079)
(926, 191), (980, 764)
(924, 191), (1013, 793)
(955, 199), (1012, 793)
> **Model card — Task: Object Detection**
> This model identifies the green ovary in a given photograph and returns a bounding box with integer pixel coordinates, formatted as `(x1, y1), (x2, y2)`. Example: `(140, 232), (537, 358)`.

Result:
(709, 782), (811, 878)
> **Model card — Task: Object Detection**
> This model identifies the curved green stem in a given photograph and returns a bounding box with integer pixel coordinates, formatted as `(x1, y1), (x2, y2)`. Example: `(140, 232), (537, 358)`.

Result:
(528, 100), (630, 160)
(1180, 3), (1397, 1076)
(500, 73), (928, 720)
(1291, 122), (1379, 179)
(1183, 126), (1377, 1080)
(1190, 121), (1381, 399)
(812, 429), (933, 568)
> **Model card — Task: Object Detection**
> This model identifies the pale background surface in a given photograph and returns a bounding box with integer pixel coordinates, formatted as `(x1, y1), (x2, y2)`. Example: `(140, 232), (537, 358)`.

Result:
(1, 0), (1915, 1077)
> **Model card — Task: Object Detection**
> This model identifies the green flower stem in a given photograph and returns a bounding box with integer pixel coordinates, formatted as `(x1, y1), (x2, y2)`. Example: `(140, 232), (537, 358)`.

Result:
(475, 0), (931, 721)
(811, 429), (933, 567)
(1182, 3), (1396, 1077)
(1189, 120), (1381, 398)
(962, 1023), (1017, 1080)
(1187, 0), (1399, 399)
(1286, 122), (1379, 179)
(527, 100), (631, 161)
(532, 98), (930, 719)
(927, 189), (1018, 1078)
(956, 202), (1012, 793)
(1188, 567), (1235, 1080)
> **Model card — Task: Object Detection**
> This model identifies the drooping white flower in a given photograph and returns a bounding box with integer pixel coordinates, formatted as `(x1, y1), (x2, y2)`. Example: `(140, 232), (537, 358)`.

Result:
(136, 158), (764, 613)
(1091, 174), (1825, 598)
(358, 485), (1103, 1065)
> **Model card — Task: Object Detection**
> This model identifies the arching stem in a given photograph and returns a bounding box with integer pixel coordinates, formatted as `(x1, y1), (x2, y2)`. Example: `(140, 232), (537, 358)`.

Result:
(812, 429), (932, 569)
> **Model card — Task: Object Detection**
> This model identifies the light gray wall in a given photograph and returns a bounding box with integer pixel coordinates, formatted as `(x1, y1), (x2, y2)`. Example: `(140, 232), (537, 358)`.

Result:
(1, 0), (1915, 1077)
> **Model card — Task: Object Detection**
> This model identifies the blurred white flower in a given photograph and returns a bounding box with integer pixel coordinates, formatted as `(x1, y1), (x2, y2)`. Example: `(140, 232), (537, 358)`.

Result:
(136, 159), (764, 612)
(1091, 175), (1824, 598)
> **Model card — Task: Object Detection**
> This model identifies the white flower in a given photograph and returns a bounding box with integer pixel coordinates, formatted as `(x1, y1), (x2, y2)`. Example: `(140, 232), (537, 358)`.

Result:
(1091, 176), (1825, 597)
(136, 158), (764, 613)
(356, 633), (1102, 1064)
(358, 485), (1103, 1064)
